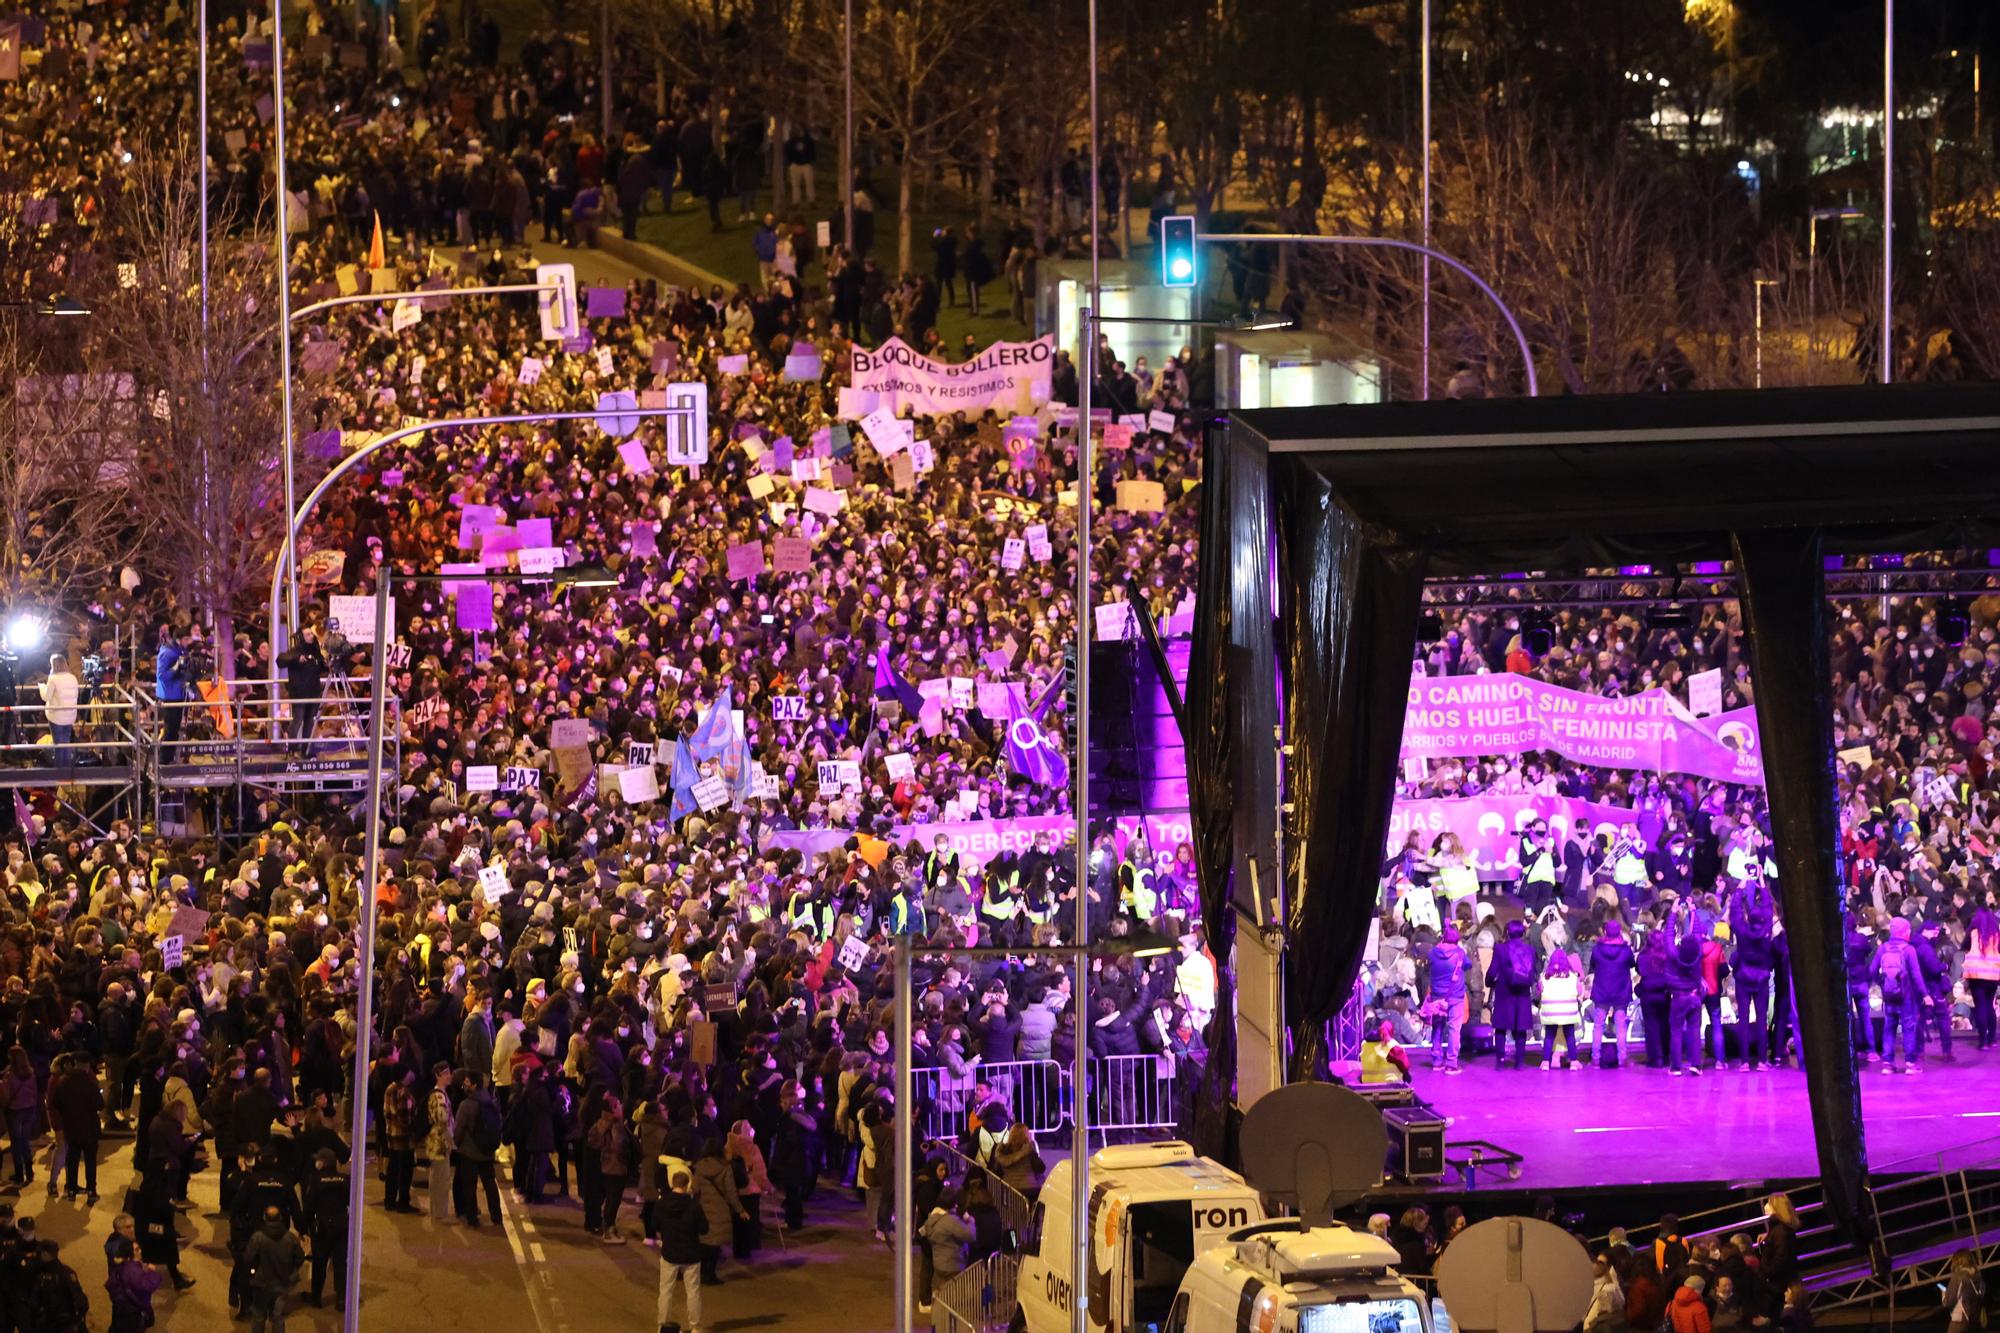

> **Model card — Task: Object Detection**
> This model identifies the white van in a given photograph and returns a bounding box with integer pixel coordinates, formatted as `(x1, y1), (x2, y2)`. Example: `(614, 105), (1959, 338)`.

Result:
(1015, 1141), (1265, 1333)
(1164, 1222), (1435, 1333)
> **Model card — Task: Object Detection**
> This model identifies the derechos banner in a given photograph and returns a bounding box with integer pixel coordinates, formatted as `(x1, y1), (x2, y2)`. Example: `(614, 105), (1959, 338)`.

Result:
(763, 812), (1193, 869)
(848, 335), (1054, 417)
(1402, 673), (1765, 787)
(1388, 795), (1648, 873)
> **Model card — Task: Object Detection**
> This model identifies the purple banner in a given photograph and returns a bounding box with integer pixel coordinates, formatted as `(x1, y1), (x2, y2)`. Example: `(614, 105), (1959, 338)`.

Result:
(1402, 673), (1764, 787)
(1388, 795), (1647, 878)
(762, 812), (1193, 869)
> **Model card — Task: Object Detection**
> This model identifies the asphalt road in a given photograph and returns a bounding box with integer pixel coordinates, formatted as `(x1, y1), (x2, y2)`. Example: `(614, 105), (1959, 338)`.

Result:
(19, 1129), (897, 1333)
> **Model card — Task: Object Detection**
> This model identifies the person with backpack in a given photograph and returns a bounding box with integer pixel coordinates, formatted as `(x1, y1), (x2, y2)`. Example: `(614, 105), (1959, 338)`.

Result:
(1872, 917), (1927, 1075)
(451, 1073), (505, 1227)
(241, 1204), (306, 1333)
(584, 1094), (634, 1243)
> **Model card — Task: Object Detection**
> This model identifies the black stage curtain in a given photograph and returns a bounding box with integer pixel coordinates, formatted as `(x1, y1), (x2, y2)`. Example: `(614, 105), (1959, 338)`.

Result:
(1732, 529), (1870, 1242)
(1182, 420), (1275, 1159)
(1271, 455), (1429, 1080)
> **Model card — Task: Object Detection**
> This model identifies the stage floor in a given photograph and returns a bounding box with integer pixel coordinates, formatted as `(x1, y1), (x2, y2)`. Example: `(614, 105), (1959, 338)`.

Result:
(1411, 1043), (2000, 1192)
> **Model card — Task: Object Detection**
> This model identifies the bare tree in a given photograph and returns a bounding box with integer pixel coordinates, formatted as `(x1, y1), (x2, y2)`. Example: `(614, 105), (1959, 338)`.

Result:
(797, 0), (996, 273)
(98, 140), (293, 667)
(0, 332), (144, 628)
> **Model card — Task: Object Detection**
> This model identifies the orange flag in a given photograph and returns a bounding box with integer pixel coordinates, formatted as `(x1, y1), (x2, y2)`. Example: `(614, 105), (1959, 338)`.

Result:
(367, 210), (386, 270)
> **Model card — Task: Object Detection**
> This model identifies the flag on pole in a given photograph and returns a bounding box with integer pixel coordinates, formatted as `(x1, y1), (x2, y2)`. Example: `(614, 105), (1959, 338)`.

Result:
(668, 738), (700, 821)
(1002, 668), (1069, 787)
(367, 211), (386, 270)
(686, 686), (750, 804)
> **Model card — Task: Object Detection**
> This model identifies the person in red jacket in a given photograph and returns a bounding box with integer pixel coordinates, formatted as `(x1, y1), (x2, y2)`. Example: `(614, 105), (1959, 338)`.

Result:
(1625, 1257), (1668, 1332)
(1669, 1273), (1714, 1333)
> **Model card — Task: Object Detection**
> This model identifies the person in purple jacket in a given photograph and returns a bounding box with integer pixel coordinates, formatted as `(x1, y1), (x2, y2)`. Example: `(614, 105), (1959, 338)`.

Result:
(1487, 920), (1539, 1070)
(1426, 926), (1470, 1074)
(1588, 919), (1637, 1069)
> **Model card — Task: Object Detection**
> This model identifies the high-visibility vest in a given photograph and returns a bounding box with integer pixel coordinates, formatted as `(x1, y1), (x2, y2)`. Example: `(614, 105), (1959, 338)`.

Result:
(1359, 1041), (1405, 1084)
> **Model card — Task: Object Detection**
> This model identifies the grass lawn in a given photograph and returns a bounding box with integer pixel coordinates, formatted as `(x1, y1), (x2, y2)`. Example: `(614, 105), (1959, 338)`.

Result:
(633, 186), (1038, 347)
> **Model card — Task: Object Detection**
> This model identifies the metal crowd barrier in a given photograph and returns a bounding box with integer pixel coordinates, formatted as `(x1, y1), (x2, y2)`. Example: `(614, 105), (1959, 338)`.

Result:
(912, 1058), (1069, 1145)
(931, 1252), (1021, 1333)
(922, 1139), (1038, 1247)
(1085, 1053), (1181, 1143)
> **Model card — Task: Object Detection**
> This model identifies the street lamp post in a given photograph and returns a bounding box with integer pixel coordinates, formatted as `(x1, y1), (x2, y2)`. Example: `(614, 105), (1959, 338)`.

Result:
(842, 0), (854, 255)
(271, 0), (300, 632)
(1882, 0), (1894, 385)
(1197, 231), (1539, 397)
(1420, 0), (1432, 401)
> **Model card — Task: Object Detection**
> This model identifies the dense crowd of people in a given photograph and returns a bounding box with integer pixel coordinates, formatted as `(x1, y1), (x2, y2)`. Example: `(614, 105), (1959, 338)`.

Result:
(1371, 594), (2000, 1079)
(0, 0), (1215, 1328)
(0, 0), (1997, 1330)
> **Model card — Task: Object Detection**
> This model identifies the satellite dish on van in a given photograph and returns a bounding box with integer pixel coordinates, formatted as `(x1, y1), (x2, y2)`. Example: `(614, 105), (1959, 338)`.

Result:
(1434, 1217), (1593, 1333)
(1236, 1083), (1386, 1225)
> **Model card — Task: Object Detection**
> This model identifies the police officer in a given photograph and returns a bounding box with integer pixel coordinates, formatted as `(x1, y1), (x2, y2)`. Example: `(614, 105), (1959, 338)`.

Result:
(230, 1144), (302, 1316)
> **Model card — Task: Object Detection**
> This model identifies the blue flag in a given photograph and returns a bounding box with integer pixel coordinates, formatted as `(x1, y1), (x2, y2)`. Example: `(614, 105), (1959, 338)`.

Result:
(687, 686), (750, 804)
(1002, 668), (1069, 788)
(668, 738), (701, 821)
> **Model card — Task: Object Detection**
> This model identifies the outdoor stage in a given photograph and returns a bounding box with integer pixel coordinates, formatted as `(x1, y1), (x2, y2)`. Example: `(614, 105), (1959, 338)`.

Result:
(1409, 1044), (2000, 1193)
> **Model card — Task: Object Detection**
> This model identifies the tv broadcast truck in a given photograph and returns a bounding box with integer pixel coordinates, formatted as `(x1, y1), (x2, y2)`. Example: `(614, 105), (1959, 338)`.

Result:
(1013, 1143), (1433, 1333)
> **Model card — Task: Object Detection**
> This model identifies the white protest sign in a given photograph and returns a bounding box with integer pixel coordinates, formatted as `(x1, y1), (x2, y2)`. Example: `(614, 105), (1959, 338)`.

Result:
(160, 935), (185, 970)
(619, 765), (661, 802)
(948, 677), (974, 710)
(792, 456), (823, 484)
(619, 438), (653, 474)
(692, 775), (729, 811)
(1689, 668), (1724, 718)
(466, 765), (499, 792)
(836, 933), (871, 972)
(517, 547), (560, 575)
(911, 438), (935, 473)
(328, 594), (392, 644)
(1094, 602), (1135, 641)
(1001, 538), (1025, 571)
(772, 695), (809, 722)
(751, 768), (781, 799)
(392, 299), (421, 333)
(850, 334), (1054, 416)
(519, 356), (545, 385)
(976, 682), (1013, 718)
(1025, 523), (1051, 561)
(885, 752), (915, 782)
(595, 345), (614, 377)
(860, 406), (908, 456)
(1149, 409), (1178, 435)
(625, 741), (656, 767)
(478, 865), (512, 899)
(804, 486), (845, 514)
(549, 718), (592, 748)
(502, 765), (542, 792)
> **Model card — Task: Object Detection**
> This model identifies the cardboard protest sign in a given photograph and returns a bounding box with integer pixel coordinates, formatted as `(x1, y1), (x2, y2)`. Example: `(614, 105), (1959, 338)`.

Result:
(783, 348), (821, 381)
(772, 537), (811, 574)
(1001, 538), (1025, 571)
(747, 473), (776, 499)
(725, 541), (766, 582)
(392, 299), (421, 333)
(888, 455), (915, 492)
(1689, 668), (1724, 718)
(1025, 523), (1051, 561)
(976, 682), (1012, 718)
(170, 905), (211, 941)
(466, 765), (498, 792)
(553, 744), (593, 791)
(717, 353), (750, 376)
(619, 765), (661, 802)
(804, 487), (845, 514)
(1118, 413), (1148, 431)
(885, 753), (915, 782)
(688, 1019), (718, 1065)
(478, 865), (511, 899)
(1114, 479), (1167, 513)
(550, 719), (592, 749)
(1149, 409), (1178, 435)
(631, 523), (658, 556)
(1102, 422), (1134, 451)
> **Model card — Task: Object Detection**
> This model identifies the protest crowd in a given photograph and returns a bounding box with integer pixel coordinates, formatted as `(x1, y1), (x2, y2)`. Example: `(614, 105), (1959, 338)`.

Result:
(0, 0), (1219, 1328)
(0, 0), (1993, 1329)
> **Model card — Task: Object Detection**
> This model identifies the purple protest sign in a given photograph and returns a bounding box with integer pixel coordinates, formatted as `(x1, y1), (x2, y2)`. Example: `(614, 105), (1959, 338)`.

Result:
(1400, 674), (1764, 786)
(772, 536), (811, 574)
(517, 518), (553, 547)
(725, 541), (766, 582)
(586, 286), (626, 320)
(455, 581), (494, 631)
(631, 523), (658, 557)
(563, 331), (594, 354)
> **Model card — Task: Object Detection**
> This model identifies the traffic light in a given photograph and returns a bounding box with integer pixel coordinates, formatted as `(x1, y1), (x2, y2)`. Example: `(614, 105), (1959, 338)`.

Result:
(1160, 215), (1197, 288)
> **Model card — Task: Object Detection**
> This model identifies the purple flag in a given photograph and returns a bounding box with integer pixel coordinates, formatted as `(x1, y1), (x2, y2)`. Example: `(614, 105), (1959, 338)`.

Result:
(1002, 669), (1069, 787)
(872, 647), (925, 718)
